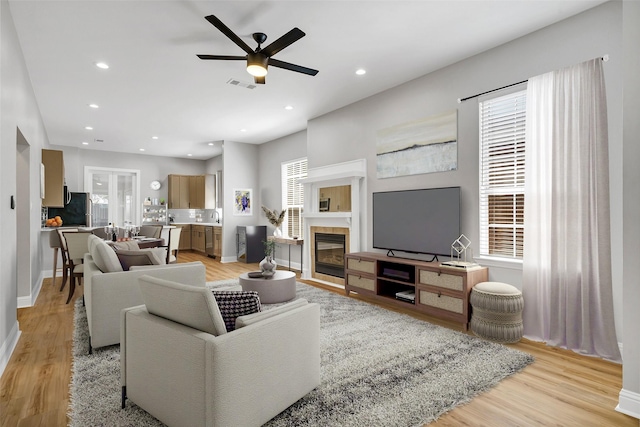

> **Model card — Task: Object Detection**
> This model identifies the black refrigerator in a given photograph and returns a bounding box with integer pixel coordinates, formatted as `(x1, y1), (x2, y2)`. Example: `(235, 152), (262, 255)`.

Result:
(47, 192), (93, 226)
(236, 226), (267, 263)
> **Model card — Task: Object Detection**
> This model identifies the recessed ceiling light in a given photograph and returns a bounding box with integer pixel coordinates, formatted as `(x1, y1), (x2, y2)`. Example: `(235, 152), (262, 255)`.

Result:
(96, 62), (109, 69)
(85, 126), (93, 130)
(96, 182), (102, 186)
(208, 142), (214, 146)
(151, 136), (159, 140)
(285, 105), (293, 110)
(240, 129), (247, 132)
(187, 154), (193, 157)
(82, 142), (89, 145)
(139, 148), (145, 152)
(355, 69), (366, 75)
(89, 104), (99, 109)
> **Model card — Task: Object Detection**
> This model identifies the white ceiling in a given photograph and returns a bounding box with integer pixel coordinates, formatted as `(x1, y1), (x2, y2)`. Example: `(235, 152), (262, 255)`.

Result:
(9, 0), (605, 160)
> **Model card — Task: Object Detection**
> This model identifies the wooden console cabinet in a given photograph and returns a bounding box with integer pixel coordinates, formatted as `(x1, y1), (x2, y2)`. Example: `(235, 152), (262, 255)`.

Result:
(345, 252), (488, 331)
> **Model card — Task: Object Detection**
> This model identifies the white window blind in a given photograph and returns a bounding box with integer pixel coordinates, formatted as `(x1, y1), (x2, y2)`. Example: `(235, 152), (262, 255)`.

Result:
(479, 90), (526, 258)
(281, 158), (307, 238)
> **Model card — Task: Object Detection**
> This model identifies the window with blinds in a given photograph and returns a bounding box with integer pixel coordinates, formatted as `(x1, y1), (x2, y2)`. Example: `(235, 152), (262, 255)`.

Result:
(281, 158), (307, 238)
(479, 90), (526, 259)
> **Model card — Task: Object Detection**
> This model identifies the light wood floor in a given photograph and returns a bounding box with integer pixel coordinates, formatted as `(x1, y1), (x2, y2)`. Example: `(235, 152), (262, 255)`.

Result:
(1, 251), (636, 427)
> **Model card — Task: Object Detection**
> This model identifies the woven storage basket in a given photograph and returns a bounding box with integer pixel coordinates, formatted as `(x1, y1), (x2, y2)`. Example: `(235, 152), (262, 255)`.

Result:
(470, 282), (524, 344)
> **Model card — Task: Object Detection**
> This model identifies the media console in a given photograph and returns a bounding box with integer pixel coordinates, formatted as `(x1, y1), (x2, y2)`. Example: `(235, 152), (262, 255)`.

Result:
(344, 252), (488, 330)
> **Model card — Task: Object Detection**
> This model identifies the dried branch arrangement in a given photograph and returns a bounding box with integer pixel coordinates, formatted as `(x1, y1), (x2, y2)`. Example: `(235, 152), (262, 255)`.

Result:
(261, 206), (286, 227)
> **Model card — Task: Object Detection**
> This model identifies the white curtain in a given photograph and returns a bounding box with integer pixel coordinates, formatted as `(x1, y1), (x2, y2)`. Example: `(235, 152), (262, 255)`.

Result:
(522, 58), (620, 361)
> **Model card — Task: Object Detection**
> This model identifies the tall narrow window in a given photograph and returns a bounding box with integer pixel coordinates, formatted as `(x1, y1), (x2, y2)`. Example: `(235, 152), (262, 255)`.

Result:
(281, 158), (307, 238)
(479, 90), (526, 259)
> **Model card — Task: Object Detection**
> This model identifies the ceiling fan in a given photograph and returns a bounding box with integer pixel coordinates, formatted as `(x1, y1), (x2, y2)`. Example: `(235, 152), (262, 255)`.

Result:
(197, 14), (319, 84)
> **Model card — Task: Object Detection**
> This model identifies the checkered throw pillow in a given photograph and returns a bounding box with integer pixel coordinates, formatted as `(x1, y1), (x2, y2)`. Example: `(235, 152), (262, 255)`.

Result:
(212, 290), (261, 332)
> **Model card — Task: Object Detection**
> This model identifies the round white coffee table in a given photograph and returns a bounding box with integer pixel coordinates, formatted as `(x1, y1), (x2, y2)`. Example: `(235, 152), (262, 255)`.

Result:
(238, 270), (296, 304)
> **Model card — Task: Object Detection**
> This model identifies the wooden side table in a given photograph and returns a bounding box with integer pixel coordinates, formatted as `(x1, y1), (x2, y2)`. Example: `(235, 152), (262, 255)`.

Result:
(268, 236), (303, 272)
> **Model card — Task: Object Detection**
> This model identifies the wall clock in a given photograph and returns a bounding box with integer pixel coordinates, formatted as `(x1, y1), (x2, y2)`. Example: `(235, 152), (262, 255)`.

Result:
(150, 180), (161, 190)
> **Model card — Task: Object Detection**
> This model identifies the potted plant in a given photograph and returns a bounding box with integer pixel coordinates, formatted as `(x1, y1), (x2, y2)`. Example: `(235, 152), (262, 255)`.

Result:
(260, 239), (277, 277)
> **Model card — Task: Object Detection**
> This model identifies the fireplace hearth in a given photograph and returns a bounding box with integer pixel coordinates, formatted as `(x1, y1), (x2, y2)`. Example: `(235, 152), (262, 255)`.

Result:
(314, 233), (346, 278)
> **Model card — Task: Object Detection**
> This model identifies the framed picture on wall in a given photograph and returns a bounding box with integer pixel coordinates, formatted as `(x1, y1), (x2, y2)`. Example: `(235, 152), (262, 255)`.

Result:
(233, 188), (252, 216)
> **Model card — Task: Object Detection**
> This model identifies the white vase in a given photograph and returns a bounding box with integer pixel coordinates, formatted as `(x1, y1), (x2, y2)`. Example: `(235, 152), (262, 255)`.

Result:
(273, 226), (283, 237)
(259, 256), (277, 277)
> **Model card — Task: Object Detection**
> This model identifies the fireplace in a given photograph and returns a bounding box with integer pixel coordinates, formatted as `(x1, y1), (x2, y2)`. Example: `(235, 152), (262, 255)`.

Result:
(301, 159), (366, 285)
(315, 233), (346, 278)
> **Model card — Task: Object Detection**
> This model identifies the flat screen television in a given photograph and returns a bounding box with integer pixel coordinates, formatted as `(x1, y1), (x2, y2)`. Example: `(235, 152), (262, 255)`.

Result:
(372, 187), (460, 258)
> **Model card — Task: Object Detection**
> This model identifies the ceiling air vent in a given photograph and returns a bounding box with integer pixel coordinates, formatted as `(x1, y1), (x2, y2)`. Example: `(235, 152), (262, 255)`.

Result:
(226, 78), (257, 90)
(94, 138), (104, 143)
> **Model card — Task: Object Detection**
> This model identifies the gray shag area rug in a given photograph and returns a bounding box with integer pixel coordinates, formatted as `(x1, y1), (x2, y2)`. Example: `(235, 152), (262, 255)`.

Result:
(69, 280), (534, 426)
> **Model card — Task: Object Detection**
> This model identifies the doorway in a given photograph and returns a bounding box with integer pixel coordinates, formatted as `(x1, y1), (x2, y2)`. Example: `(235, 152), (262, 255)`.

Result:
(16, 128), (32, 306)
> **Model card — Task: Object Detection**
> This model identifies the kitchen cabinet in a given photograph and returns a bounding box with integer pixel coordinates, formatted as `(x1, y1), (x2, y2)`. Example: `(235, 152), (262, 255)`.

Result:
(237, 226), (266, 263)
(42, 149), (65, 207)
(213, 226), (222, 258)
(191, 224), (206, 253)
(174, 224), (191, 250)
(168, 174), (216, 209)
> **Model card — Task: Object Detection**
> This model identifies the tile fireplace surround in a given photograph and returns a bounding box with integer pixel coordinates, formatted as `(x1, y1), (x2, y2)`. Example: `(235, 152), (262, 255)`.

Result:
(300, 159), (367, 284)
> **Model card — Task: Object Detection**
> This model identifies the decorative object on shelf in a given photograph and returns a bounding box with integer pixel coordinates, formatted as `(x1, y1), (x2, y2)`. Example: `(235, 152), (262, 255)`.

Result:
(440, 234), (480, 270)
(150, 180), (161, 190)
(260, 239), (277, 277)
(261, 205), (286, 236)
(159, 198), (165, 205)
(233, 188), (252, 216)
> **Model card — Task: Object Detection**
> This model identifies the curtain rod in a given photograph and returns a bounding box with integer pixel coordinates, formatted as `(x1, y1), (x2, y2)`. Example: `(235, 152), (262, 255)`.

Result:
(457, 55), (609, 104)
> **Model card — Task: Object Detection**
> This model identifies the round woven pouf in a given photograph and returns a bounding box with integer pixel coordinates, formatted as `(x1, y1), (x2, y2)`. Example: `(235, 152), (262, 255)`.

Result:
(470, 281), (524, 344)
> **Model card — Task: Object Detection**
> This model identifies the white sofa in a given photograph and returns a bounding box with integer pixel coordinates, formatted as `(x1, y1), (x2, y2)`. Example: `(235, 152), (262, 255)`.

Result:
(84, 235), (209, 352)
(121, 275), (321, 427)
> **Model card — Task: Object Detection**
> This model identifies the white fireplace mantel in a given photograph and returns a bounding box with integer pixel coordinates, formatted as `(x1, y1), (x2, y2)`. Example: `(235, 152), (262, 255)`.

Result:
(301, 159), (367, 281)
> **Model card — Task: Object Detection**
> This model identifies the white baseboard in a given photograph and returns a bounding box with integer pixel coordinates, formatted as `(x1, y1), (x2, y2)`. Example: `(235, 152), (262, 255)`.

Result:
(17, 271), (45, 308)
(617, 389), (640, 420)
(0, 322), (21, 378)
(274, 257), (301, 272)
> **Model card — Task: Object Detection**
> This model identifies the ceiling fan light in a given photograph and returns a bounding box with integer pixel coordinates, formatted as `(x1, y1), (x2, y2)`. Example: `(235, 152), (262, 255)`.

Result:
(247, 52), (268, 77)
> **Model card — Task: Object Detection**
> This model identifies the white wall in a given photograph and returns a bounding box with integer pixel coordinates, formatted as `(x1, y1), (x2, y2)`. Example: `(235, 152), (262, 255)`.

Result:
(0, 0), (50, 374)
(258, 130), (307, 268)
(55, 145), (207, 198)
(306, 2), (624, 339)
(619, 0), (640, 418)
(220, 141), (259, 261)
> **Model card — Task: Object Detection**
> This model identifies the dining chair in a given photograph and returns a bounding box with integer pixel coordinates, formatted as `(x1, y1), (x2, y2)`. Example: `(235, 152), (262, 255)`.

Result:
(61, 231), (91, 304)
(164, 227), (182, 264)
(56, 228), (78, 292)
(91, 227), (109, 240)
(139, 225), (162, 239)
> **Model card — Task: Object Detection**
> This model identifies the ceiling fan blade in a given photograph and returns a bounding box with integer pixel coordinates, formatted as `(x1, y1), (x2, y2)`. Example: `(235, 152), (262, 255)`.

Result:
(254, 76), (265, 85)
(204, 15), (254, 55)
(197, 54), (246, 61)
(268, 58), (319, 76)
(261, 28), (305, 57)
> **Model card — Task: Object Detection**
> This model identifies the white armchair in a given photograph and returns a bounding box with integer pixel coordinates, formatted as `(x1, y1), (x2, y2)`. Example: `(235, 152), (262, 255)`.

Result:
(84, 235), (209, 352)
(121, 275), (321, 427)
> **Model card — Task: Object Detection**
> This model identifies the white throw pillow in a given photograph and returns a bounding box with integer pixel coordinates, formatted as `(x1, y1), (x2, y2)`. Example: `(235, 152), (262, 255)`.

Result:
(138, 275), (227, 336)
(90, 239), (123, 273)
